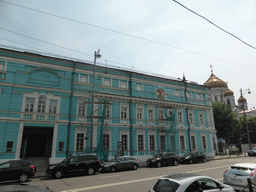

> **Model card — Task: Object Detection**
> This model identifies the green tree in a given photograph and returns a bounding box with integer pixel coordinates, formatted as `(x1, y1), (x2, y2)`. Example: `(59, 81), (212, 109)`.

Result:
(212, 102), (239, 145)
(239, 116), (256, 144)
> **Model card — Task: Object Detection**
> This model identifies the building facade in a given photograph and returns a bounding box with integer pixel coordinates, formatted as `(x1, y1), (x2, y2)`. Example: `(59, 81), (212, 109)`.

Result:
(0, 47), (217, 163)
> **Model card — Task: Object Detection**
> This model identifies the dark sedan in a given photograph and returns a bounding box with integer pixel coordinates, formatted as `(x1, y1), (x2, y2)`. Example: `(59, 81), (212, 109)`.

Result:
(0, 160), (36, 182)
(179, 152), (206, 164)
(101, 156), (139, 172)
(147, 152), (179, 167)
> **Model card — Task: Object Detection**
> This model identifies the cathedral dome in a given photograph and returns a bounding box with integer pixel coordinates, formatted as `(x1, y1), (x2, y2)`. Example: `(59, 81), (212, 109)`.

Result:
(204, 73), (227, 88)
(238, 96), (247, 103)
(224, 88), (234, 96)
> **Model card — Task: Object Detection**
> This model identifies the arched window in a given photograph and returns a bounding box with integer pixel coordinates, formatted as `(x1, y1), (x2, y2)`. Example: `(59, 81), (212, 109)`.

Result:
(157, 89), (164, 100)
(38, 96), (46, 113)
(227, 99), (230, 105)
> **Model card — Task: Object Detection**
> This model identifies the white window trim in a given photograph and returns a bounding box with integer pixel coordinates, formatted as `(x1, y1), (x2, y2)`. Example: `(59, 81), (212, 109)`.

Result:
(136, 104), (144, 121)
(119, 80), (128, 89)
(136, 129), (145, 151)
(120, 130), (129, 151)
(188, 110), (194, 124)
(77, 97), (87, 121)
(179, 131), (186, 151)
(103, 77), (112, 86)
(147, 105), (155, 122)
(103, 129), (112, 151)
(177, 108), (183, 123)
(201, 132), (208, 150)
(120, 103), (129, 120)
(199, 111), (205, 125)
(136, 83), (143, 91)
(74, 127), (87, 152)
(148, 130), (156, 151)
(190, 133), (197, 150)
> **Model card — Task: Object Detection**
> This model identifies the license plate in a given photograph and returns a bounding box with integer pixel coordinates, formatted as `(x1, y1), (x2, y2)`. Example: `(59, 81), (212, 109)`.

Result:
(230, 178), (242, 183)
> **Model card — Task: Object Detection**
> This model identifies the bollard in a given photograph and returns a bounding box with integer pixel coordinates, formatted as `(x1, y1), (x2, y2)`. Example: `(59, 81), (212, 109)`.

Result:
(247, 178), (253, 192)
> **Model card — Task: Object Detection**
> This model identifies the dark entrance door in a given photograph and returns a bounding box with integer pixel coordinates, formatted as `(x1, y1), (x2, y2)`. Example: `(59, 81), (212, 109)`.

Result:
(20, 127), (53, 158)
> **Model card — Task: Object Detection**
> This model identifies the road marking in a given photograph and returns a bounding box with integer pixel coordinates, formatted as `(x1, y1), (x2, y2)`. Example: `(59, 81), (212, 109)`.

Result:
(61, 165), (228, 192)
(100, 174), (121, 179)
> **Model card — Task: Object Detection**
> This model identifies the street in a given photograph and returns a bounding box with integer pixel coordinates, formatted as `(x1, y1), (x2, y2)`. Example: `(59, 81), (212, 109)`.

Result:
(1, 156), (255, 192)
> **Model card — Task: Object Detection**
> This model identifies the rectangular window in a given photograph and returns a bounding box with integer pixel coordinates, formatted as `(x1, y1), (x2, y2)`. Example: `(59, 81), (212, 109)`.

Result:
(148, 109), (154, 121)
(199, 114), (204, 124)
(105, 106), (110, 119)
(160, 135), (165, 150)
(188, 112), (193, 123)
(81, 76), (87, 83)
(76, 134), (84, 151)
(49, 100), (58, 114)
(178, 111), (182, 123)
(78, 103), (86, 116)
(137, 107), (143, 120)
(120, 81), (127, 89)
(121, 135), (128, 151)
(136, 83), (142, 91)
(149, 135), (155, 150)
(103, 134), (110, 151)
(138, 135), (144, 150)
(180, 135), (185, 150)
(6, 141), (13, 152)
(59, 141), (64, 151)
(25, 98), (35, 112)
(191, 136), (196, 150)
(202, 136), (207, 149)
(121, 106), (128, 119)
(104, 79), (111, 86)
(158, 110), (164, 121)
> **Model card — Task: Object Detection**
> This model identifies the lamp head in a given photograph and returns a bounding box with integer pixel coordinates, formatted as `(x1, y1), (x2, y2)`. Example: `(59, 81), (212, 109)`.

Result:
(95, 49), (101, 58)
(248, 89), (251, 94)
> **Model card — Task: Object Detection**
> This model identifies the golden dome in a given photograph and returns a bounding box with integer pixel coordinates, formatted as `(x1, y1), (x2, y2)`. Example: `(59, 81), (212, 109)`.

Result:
(224, 88), (234, 96)
(238, 96), (247, 103)
(204, 73), (227, 88)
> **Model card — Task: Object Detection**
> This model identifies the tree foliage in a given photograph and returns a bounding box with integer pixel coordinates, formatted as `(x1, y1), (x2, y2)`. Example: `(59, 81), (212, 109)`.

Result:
(212, 102), (239, 144)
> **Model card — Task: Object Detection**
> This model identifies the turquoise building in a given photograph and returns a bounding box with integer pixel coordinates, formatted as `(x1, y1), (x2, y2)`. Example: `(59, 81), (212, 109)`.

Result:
(0, 47), (217, 164)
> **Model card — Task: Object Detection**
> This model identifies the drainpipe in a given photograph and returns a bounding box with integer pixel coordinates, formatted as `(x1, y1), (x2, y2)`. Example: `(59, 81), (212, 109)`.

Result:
(183, 77), (191, 152)
(66, 62), (75, 157)
(129, 72), (133, 156)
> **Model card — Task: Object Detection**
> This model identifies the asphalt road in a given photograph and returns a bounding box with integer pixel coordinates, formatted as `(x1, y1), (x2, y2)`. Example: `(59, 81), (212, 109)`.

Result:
(1, 156), (255, 192)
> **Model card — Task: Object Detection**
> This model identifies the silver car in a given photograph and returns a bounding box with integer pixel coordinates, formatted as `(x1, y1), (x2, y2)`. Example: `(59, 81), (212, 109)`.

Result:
(101, 156), (139, 172)
(150, 173), (234, 192)
(223, 163), (256, 191)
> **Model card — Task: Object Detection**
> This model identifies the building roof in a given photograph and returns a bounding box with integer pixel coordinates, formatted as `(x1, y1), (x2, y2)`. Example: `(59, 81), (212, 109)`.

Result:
(224, 88), (234, 96)
(238, 96), (247, 103)
(204, 73), (227, 88)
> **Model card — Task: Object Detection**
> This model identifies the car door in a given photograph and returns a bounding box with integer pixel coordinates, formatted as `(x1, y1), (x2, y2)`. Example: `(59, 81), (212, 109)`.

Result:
(0, 162), (12, 181)
(67, 156), (81, 173)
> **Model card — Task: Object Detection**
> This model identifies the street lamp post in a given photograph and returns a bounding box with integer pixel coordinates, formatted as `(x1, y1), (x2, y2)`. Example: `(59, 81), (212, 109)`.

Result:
(90, 49), (101, 153)
(240, 88), (251, 150)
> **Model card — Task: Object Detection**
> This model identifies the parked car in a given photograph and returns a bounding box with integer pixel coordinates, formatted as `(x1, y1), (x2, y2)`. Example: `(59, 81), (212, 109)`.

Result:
(0, 160), (36, 182)
(45, 153), (101, 179)
(248, 147), (256, 156)
(147, 152), (179, 167)
(101, 156), (139, 172)
(179, 151), (206, 164)
(149, 173), (234, 192)
(223, 163), (256, 192)
(0, 184), (53, 192)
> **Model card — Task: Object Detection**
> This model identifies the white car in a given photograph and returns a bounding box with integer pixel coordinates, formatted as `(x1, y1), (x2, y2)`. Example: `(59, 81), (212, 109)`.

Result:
(149, 173), (234, 192)
(223, 163), (256, 192)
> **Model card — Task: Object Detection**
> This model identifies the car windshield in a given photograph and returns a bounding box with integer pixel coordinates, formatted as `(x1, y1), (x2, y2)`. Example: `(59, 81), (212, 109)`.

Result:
(252, 147), (256, 150)
(183, 152), (192, 156)
(153, 153), (163, 158)
(226, 166), (253, 176)
(153, 179), (180, 192)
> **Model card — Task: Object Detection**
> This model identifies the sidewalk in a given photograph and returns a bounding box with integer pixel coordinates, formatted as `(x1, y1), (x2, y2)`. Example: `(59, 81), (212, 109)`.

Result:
(34, 153), (248, 179)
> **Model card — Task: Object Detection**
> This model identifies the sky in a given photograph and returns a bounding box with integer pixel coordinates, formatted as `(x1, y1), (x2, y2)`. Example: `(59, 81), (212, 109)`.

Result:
(0, 0), (256, 109)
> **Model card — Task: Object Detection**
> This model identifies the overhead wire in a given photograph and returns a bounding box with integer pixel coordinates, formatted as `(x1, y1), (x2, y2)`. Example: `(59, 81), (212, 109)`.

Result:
(172, 0), (256, 50)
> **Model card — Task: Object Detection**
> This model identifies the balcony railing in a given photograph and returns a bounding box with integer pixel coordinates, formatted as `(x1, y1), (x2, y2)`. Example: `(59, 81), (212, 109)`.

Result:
(22, 112), (58, 122)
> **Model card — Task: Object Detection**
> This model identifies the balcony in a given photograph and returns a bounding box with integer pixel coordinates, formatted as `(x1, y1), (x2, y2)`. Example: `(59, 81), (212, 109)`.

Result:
(22, 112), (58, 122)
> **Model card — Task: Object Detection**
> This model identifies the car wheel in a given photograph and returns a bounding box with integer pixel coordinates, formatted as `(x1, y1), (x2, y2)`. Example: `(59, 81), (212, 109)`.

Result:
(189, 159), (193, 164)
(87, 167), (95, 175)
(202, 158), (206, 163)
(19, 173), (28, 182)
(132, 164), (138, 170)
(110, 166), (117, 172)
(173, 160), (178, 166)
(54, 170), (63, 179)
(157, 161), (162, 167)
